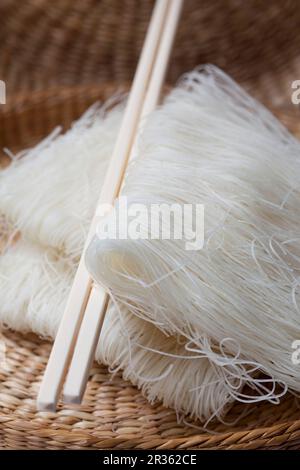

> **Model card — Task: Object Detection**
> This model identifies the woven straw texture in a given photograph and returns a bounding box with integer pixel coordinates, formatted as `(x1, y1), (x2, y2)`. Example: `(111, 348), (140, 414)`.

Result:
(1, 0), (300, 450)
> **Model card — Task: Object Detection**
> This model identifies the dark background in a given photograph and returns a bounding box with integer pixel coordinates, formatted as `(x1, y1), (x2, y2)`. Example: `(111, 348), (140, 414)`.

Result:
(1, 0), (300, 94)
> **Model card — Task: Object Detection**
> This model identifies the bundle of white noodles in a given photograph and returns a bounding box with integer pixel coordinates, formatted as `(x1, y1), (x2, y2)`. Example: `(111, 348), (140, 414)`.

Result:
(0, 83), (228, 423)
(0, 65), (299, 425)
(86, 65), (300, 406)
(0, 102), (122, 260)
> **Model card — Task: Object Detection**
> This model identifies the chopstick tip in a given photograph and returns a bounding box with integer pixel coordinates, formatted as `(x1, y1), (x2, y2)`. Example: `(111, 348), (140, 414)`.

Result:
(62, 392), (83, 405)
(36, 399), (57, 412)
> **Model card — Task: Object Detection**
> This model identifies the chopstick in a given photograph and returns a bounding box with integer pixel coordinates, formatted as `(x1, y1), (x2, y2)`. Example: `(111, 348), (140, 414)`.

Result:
(37, 0), (171, 412)
(63, 0), (183, 405)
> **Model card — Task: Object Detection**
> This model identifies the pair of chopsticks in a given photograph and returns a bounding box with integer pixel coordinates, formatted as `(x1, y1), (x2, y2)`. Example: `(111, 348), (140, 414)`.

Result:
(37, 0), (183, 411)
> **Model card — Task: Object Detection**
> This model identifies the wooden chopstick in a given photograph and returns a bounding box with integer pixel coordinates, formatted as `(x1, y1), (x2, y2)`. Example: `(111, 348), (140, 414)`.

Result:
(37, 0), (171, 412)
(62, 0), (183, 405)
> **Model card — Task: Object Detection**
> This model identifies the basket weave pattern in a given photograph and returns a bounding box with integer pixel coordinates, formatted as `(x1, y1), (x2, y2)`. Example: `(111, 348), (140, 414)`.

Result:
(1, 0), (300, 450)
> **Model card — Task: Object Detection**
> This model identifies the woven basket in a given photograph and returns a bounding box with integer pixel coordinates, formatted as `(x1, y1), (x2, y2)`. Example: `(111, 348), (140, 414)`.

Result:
(1, 0), (300, 93)
(1, 0), (300, 450)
